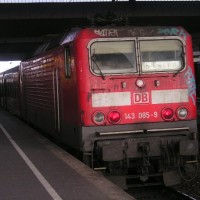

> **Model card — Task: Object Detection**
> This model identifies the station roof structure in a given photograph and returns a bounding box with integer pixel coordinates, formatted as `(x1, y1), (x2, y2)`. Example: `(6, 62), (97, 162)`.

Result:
(0, 0), (200, 60)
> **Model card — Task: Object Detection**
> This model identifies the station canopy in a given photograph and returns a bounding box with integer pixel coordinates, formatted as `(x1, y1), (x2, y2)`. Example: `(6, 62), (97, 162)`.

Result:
(0, 0), (197, 2)
(0, 0), (128, 3)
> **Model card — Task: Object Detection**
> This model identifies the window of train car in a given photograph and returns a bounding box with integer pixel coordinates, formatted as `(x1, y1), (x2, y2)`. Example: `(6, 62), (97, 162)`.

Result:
(65, 47), (71, 78)
(90, 41), (137, 75)
(140, 39), (184, 73)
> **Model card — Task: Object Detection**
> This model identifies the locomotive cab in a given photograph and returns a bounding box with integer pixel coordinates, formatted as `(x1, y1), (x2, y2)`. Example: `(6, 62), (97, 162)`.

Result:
(75, 27), (199, 186)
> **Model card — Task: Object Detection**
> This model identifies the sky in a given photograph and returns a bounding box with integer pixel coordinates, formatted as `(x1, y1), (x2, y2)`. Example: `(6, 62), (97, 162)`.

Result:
(0, 61), (21, 73)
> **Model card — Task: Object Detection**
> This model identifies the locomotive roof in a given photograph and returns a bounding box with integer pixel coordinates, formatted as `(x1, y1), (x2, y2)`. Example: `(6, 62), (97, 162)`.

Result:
(33, 26), (189, 56)
(33, 28), (80, 56)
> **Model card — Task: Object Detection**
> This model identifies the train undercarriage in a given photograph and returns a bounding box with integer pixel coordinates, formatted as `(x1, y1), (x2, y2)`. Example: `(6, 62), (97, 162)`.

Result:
(82, 126), (199, 188)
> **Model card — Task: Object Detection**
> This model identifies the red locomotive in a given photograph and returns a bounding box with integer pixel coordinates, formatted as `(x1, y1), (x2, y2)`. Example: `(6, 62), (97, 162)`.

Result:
(0, 26), (199, 186)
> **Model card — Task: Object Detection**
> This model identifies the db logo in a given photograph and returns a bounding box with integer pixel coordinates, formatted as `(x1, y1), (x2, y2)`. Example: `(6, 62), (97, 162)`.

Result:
(133, 92), (150, 104)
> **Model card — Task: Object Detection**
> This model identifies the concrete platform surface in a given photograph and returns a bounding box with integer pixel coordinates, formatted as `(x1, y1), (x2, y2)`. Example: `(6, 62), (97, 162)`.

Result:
(0, 110), (135, 200)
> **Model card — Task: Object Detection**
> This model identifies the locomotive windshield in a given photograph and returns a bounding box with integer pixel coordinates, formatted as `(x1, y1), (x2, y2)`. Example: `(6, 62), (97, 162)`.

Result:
(89, 39), (184, 76)
(90, 41), (137, 74)
(140, 39), (184, 72)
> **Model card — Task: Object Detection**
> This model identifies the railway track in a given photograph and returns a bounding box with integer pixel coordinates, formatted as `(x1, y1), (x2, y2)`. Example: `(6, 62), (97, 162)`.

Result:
(127, 186), (197, 200)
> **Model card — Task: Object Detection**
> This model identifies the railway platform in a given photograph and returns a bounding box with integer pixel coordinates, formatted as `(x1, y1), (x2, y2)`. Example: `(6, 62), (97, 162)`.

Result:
(0, 110), (135, 200)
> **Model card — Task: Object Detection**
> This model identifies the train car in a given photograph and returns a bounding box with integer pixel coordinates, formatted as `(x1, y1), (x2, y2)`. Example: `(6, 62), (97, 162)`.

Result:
(0, 66), (21, 116)
(1, 26), (199, 187)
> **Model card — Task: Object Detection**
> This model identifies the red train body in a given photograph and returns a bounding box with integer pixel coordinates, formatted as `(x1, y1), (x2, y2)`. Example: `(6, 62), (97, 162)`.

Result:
(0, 26), (199, 186)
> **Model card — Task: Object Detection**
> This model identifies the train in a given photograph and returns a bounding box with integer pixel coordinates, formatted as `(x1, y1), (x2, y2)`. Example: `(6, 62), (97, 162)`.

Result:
(0, 26), (199, 187)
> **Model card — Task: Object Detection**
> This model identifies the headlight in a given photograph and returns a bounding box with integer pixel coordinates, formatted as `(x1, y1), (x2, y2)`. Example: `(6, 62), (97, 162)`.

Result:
(92, 111), (105, 125)
(108, 110), (121, 124)
(161, 108), (174, 121)
(176, 106), (188, 120)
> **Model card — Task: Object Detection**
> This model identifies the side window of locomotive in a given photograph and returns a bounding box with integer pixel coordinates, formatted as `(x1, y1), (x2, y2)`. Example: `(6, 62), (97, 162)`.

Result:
(140, 40), (184, 73)
(90, 41), (137, 75)
(65, 47), (71, 78)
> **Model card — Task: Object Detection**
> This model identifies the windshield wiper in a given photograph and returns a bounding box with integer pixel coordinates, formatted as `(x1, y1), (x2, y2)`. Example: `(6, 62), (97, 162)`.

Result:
(173, 69), (182, 77)
(173, 63), (183, 77)
(173, 53), (185, 77)
(91, 55), (105, 80)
